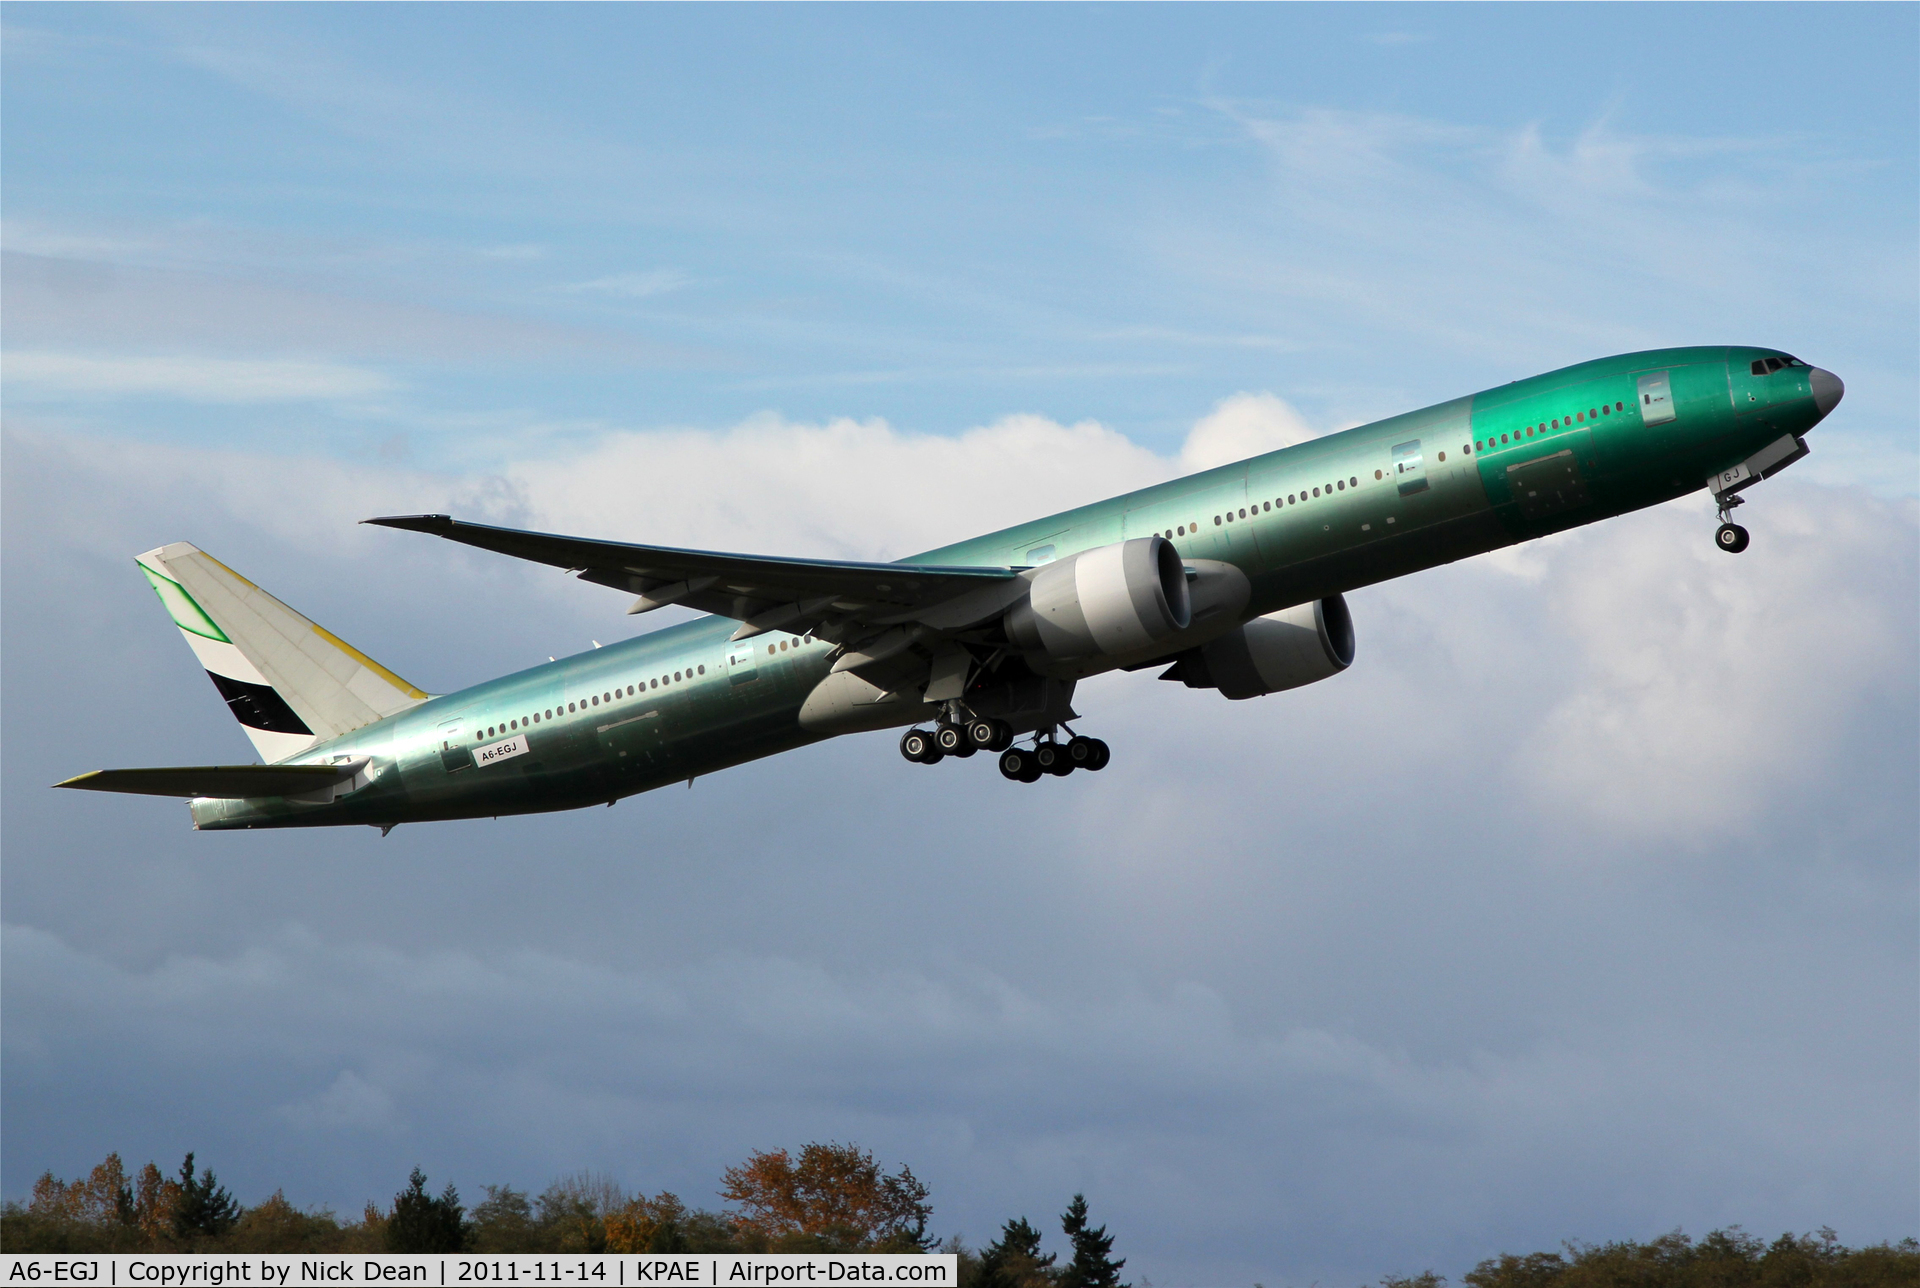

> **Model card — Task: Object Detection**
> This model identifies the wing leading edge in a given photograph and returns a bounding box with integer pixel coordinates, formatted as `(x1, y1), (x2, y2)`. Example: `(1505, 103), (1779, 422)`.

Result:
(363, 514), (1026, 642)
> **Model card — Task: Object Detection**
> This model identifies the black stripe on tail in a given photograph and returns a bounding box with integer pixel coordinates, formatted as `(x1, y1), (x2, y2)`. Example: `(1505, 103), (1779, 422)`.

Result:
(206, 672), (312, 735)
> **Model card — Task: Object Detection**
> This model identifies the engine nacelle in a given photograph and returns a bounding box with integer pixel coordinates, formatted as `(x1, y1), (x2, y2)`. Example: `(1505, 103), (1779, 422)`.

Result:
(1165, 595), (1355, 699)
(1005, 537), (1192, 663)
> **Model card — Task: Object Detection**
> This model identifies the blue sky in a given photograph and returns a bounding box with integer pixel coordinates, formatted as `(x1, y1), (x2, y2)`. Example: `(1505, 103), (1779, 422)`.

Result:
(3, 5), (1915, 1283)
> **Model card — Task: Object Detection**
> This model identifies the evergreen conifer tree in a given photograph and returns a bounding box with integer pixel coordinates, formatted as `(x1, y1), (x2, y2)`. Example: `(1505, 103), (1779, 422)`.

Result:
(170, 1154), (240, 1240)
(386, 1168), (468, 1253)
(1058, 1195), (1126, 1288)
(978, 1216), (1056, 1288)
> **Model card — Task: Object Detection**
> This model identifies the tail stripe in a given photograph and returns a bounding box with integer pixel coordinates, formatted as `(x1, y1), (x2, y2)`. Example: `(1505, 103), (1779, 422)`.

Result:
(206, 672), (313, 736)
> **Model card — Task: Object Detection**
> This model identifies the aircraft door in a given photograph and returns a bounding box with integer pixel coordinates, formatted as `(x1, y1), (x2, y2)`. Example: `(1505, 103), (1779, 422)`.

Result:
(1391, 439), (1429, 496)
(1637, 372), (1676, 425)
(1505, 428), (1595, 521)
(437, 718), (472, 772)
(726, 641), (759, 685)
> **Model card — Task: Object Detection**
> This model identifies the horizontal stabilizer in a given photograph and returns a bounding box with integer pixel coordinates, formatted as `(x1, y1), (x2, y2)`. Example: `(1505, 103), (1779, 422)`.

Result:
(54, 761), (367, 800)
(364, 513), (1020, 639)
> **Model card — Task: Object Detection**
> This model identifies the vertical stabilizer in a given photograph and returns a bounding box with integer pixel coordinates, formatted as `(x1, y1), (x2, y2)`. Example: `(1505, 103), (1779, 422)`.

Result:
(135, 543), (430, 762)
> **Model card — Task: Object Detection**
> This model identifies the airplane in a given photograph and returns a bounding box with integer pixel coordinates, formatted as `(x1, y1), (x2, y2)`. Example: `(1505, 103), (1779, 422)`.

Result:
(56, 346), (1842, 832)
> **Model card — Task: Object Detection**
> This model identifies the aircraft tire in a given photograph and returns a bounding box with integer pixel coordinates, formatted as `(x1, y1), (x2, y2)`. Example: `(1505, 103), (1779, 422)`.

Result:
(998, 748), (1038, 782)
(1035, 743), (1074, 776)
(935, 724), (971, 756)
(1716, 522), (1750, 554)
(900, 729), (939, 764)
(1067, 735), (1100, 768)
(969, 718), (1015, 752)
(1086, 739), (1111, 771)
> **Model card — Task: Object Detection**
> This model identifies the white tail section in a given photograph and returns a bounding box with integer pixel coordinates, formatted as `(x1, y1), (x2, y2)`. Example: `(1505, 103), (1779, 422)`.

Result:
(136, 543), (430, 762)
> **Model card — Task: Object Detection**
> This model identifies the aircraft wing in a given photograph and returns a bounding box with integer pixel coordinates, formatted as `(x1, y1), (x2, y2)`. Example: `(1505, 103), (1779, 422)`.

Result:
(364, 514), (1026, 642)
(54, 761), (367, 799)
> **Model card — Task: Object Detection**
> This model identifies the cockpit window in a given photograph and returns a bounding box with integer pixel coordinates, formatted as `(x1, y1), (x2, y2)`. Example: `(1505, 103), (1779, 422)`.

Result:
(1753, 355), (1809, 375)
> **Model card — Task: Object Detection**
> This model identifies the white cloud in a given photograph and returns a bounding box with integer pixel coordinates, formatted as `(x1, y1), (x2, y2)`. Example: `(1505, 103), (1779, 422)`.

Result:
(566, 270), (693, 299)
(1518, 488), (1918, 838)
(3, 350), (398, 403)
(1178, 392), (1325, 473)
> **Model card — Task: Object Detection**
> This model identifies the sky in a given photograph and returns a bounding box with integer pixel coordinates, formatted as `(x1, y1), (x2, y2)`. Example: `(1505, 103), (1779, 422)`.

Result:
(3, 4), (1916, 1282)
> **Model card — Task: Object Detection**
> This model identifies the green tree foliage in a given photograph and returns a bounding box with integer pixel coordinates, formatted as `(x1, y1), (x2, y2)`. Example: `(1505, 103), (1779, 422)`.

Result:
(386, 1168), (467, 1253)
(1059, 1195), (1127, 1288)
(469, 1186), (537, 1253)
(5, 1144), (1917, 1288)
(172, 1154), (241, 1241)
(977, 1217), (1059, 1288)
(1459, 1226), (1920, 1288)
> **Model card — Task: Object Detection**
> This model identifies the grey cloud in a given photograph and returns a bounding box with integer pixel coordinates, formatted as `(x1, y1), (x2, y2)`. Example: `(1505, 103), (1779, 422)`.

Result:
(4, 429), (1912, 1283)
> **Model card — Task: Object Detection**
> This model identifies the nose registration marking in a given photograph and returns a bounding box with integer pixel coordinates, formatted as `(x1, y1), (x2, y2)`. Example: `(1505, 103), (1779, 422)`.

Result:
(474, 734), (530, 766)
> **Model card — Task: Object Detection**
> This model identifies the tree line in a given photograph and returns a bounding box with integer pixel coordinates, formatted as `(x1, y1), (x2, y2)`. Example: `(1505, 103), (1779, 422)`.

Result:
(6, 1142), (1915, 1288)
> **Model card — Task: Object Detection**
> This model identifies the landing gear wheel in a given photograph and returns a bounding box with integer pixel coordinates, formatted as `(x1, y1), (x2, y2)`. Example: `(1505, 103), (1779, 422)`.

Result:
(1067, 736), (1109, 770)
(968, 718), (1014, 752)
(935, 724), (974, 757)
(998, 748), (1041, 783)
(1715, 522), (1750, 554)
(900, 729), (941, 764)
(1035, 743), (1075, 776)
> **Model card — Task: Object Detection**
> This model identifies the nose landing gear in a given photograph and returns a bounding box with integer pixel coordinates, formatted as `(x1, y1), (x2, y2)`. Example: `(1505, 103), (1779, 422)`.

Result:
(1714, 494), (1751, 554)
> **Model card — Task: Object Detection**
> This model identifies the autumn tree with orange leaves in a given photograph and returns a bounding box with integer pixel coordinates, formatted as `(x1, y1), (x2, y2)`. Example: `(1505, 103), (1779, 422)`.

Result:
(720, 1142), (931, 1252)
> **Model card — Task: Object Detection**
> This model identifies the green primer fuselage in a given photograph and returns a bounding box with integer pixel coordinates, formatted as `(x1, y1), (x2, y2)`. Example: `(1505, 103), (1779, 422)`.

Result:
(191, 346), (1829, 830)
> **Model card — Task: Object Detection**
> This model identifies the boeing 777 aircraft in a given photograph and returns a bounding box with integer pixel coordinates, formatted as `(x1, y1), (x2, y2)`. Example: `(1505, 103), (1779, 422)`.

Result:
(58, 347), (1842, 831)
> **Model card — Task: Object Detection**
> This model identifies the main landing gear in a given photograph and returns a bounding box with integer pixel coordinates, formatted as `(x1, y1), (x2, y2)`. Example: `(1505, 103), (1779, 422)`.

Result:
(996, 735), (1109, 783)
(899, 718), (1109, 782)
(1715, 495), (1751, 554)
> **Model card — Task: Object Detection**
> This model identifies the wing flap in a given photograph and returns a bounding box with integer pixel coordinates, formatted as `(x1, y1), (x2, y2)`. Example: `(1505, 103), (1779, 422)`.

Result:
(55, 762), (365, 800)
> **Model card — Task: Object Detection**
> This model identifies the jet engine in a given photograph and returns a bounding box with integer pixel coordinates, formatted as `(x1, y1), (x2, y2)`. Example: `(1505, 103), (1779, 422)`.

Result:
(1005, 537), (1192, 663)
(1162, 595), (1355, 699)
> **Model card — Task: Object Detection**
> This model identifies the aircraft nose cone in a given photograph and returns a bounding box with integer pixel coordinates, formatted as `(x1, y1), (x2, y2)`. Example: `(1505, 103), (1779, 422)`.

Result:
(1810, 367), (1845, 416)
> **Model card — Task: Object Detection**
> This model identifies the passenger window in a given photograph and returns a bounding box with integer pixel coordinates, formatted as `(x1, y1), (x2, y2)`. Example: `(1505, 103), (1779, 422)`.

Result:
(1375, 470), (1383, 480)
(1176, 525), (1185, 535)
(1602, 405), (1610, 416)
(1501, 433), (1508, 443)
(1263, 501), (1270, 512)
(1214, 516), (1221, 525)
(698, 665), (705, 675)
(1336, 480), (1344, 490)
(1312, 487), (1320, 497)
(1437, 452), (1445, 462)
(768, 644), (776, 654)
(1462, 444), (1470, 454)
(1589, 408), (1597, 417)
(1239, 508), (1246, 519)
(1615, 402), (1624, 411)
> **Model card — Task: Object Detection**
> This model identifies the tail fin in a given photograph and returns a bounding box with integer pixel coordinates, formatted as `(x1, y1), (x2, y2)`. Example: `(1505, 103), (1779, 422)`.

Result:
(135, 543), (430, 763)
